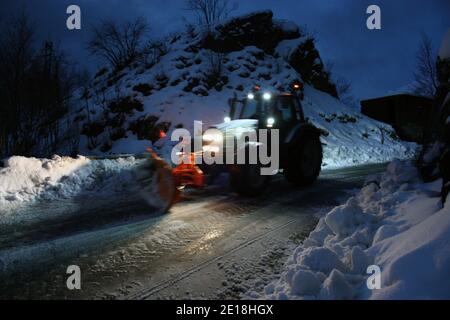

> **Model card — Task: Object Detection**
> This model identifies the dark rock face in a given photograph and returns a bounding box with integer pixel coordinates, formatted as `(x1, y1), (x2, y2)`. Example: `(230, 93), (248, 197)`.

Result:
(440, 148), (450, 202)
(437, 57), (450, 85)
(434, 58), (450, 142)
(419, 57), (450, 202)
(128, 116), (171, 143)
(288, 38), (338, 98)
(438, 59), (450, 202)
(203, 11), (300, 53)
(202, 10), (337, 97)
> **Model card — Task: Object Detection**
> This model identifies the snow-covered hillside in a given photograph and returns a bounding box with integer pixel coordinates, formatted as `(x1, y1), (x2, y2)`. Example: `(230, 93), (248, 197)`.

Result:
(253, 160), (450, 300)
(72, 10), (416, 167)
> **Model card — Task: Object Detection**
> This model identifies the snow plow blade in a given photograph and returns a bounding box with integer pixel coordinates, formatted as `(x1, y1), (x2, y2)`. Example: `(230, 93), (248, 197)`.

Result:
(172, 153), (205, 189)
(135, 148), (178, 214)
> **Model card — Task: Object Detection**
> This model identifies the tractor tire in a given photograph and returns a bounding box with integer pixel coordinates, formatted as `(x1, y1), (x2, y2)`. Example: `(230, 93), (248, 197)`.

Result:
(285, 134), (322, 186)
(229, 163), (270, 196)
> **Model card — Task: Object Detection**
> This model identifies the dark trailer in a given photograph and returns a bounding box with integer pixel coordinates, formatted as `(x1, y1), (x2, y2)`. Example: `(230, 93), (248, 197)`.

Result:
(361, 94), (433, 143)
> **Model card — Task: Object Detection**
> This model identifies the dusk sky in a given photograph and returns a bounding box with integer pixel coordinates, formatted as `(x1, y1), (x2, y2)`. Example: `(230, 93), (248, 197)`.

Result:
(1, 0), (449, 102)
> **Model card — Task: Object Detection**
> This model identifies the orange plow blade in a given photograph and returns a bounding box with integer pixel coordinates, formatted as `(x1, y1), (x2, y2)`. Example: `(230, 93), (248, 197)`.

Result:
(139, 149), (205, 213)
(172, 153), (205, 189)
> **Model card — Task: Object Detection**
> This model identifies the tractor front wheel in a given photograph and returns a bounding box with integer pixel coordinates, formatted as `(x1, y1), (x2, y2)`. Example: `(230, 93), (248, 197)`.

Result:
(229, 163), (270, 196)
(285, 134), (323, 186)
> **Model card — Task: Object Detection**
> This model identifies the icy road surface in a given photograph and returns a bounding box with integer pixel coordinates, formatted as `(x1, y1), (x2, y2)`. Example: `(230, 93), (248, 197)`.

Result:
(0, 163), (386, 299)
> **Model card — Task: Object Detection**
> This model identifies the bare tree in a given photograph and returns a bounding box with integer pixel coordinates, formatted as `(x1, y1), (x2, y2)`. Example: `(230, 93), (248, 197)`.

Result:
(336, 77), (358, 108)
(325, 61), (358, 108)
(140, 39), (168, 67)
(0, 14), (35, 156)
(0, 13), (79, 157)
(411, 34), (438, 98)
(87, 17), (149, 70)
(185, 0), (236, 27)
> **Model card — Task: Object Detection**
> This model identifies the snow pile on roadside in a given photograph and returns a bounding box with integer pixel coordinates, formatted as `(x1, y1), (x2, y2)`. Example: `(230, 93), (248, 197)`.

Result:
(0, 155), (139, 208)
(254, 160), (450, 300)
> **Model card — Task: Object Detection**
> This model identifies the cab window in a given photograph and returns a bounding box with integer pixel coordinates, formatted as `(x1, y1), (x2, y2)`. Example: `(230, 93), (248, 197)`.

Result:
(241, 99), (260, 119)
(292, 98), (304, 121)
(275, 97), (296, 122)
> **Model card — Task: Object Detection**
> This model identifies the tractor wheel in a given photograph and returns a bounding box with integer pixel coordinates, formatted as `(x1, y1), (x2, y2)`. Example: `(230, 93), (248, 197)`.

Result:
(285, 134), (323, 186)
(229, 163), (270, 196)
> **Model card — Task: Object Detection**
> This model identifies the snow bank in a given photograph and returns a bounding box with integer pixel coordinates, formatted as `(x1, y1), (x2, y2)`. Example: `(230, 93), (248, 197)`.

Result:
(0, 155), (139, 211)
(253, 160), (450, 300)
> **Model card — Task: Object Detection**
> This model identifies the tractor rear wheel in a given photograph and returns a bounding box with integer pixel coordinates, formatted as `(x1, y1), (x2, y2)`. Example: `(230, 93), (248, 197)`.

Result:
(285, 134), (323, 186)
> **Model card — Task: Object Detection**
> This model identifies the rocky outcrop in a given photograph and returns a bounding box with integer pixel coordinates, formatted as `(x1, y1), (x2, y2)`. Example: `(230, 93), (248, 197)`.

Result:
(202, 10), (300, 53)
(202, 10), (337, 97)
(287, 38), (338, 98)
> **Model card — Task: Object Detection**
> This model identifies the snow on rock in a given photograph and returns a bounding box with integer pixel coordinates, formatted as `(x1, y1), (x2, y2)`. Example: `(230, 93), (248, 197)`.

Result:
(439, 28), (450, 60)
(257, 160), (450, 300)
(0, 155), (142, 214)
(275, 38), (308, 60)
(70, 11), (417, 169)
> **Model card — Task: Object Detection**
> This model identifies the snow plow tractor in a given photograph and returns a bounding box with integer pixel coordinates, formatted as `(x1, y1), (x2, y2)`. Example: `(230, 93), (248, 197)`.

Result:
(171, 84), (325, 197)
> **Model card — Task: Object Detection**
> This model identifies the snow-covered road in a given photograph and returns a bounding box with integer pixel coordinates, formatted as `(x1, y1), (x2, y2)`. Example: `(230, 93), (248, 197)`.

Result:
(0, 163), (387, 299)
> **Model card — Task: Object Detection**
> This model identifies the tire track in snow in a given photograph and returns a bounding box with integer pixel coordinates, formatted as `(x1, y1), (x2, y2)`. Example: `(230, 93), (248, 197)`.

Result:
(126, 218), (297, 300)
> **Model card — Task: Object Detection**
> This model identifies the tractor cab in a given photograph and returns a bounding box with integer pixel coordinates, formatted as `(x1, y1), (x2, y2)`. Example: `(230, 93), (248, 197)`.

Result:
(226, 88), (306, 142)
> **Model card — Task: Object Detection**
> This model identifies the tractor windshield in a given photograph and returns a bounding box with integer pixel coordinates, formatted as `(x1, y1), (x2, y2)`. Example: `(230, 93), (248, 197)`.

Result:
(239, 98), (271, 120)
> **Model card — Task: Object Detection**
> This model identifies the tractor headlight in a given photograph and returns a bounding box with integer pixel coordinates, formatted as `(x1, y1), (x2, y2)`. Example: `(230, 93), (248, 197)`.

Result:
(263, 92), (272, 100)
(267, 117), (275, 128)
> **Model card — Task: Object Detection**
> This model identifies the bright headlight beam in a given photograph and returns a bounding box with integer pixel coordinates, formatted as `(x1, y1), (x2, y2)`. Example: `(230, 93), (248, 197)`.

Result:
(247, 93), (255, 100)
(263, 92), (272, 100)
(224, 117), (231, 123)
(203, 133), (223, 143)
(267, 117), (275, 128)
(203, 145), (220, 153)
